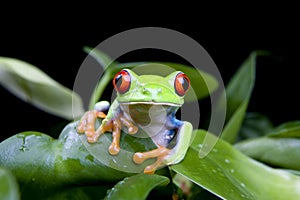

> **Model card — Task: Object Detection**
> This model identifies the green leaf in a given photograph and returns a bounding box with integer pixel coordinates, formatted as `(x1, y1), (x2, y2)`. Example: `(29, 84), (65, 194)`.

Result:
(220, 52), (257, 143)
(47, 185), (112, 200)
(234, 137), (300, 170)
(171, 129), (300, 200)
(105, 174), (169, 200)
(235, 121), (300, 170)
(238, 112), (274, 140)
(267, 121), (300, 138)
(0, 167), (20, 200)
(0, 122), (166, 198)
(83, 46), (118, 70)
(0, 57), (85, 120)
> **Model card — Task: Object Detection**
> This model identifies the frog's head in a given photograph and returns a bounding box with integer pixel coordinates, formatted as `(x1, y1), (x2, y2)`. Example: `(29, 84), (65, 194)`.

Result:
(113, 69), (190, 106)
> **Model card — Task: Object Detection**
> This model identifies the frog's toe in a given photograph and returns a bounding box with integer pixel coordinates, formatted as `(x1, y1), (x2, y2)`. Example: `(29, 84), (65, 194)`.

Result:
(144, 165), (156, 174)
(85, 131), (101, 143)
(133, 152), (145, 164)
(128, 126), (138, 135)
(76, 124), (85, 134)
(109, 144), (120, 155)
(143, 158), (165, 174)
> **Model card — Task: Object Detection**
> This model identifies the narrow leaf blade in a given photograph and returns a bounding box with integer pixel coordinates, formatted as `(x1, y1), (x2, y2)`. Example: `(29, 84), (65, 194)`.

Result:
(0, 57), (84, 119)
(220, 52), (257, 143)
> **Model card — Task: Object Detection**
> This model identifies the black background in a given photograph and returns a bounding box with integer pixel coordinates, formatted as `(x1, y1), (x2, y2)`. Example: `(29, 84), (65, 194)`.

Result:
(1, 6), (299, 141)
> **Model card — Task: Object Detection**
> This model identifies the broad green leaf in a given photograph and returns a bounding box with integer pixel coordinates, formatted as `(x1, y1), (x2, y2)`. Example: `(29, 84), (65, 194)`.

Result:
(234, 137), (300, 170)
(0, 122), (164, 199)
(220, 52), (257, 143)
(267, 121), (300, 138)
(0, 57), (85, 119)
(47, 185), (112, 200)
(0, 167), (20, 200)
(171, 130), (300, 200)
(238, 112), (274, 140)
(105, 174), (169, 200)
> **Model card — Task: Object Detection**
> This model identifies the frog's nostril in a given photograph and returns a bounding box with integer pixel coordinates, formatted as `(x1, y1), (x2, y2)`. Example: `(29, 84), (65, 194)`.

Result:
(143, 88), (148, 94)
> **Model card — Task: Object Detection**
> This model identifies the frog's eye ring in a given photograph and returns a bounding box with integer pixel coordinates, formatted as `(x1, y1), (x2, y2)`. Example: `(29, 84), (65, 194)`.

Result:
(113, 70), (131, 94)
(174, 72), (190, 96)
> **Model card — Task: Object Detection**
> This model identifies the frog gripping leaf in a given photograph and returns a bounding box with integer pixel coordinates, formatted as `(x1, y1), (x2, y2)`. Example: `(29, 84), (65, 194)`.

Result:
(77, 69), (193, 174)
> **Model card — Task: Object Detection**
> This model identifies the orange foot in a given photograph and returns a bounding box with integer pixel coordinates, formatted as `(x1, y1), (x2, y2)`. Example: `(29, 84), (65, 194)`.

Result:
(133, 146), (170, 174)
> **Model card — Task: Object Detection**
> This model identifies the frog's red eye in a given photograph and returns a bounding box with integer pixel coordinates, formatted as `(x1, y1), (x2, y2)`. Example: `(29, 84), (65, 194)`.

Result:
(113, 70), (131, 94)
(174, 72), (190, 96)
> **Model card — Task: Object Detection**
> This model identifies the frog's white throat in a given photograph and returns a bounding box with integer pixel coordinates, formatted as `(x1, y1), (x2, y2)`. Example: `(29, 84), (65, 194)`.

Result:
(119, 102), (180, 145)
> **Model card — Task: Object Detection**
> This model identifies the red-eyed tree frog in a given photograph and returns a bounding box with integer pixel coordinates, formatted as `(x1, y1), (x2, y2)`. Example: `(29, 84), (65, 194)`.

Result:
(77, 69), (193, 174)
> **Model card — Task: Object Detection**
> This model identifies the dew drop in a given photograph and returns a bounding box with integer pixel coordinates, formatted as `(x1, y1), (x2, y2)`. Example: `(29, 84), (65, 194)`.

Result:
(31, 178), (36, 182)
(230, 169), (235, 173)
(225, 159), (231, 164)
(241, 183), (246, 188)
(212, 148), (218, 152)
(212, 169), (217, 173)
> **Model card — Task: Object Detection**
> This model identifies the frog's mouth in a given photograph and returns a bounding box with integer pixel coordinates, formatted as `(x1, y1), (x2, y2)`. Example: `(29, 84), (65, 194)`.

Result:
(119, 102), (180, 126)
(120, 101), (181, 107)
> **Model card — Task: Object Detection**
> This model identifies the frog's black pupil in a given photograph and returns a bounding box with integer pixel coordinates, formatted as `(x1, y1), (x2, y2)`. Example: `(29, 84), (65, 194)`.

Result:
(181, 77), (189, 91)
(116, 74), (123, 88)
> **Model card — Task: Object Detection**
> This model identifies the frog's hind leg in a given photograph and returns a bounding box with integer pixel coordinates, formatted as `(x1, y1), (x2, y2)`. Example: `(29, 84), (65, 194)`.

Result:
(133, 146), (170, 174)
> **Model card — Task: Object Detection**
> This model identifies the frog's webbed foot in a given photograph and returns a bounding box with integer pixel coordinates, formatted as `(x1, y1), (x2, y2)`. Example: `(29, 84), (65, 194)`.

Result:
(133, 146), (171, 174)
(77, 110), (107, 143)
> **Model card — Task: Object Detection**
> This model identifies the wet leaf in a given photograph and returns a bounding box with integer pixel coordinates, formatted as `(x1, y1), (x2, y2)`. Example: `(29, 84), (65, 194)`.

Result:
(105, 174), (169, 200)
(0, 57), (84, 119)
(0, 122), (161, 199)
(171, 129), (300, 200)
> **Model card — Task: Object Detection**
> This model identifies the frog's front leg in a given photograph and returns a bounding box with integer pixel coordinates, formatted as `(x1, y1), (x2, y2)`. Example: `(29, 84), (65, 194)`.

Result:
(77, 101), (138, 155)
(77, 109), (108, 143)
(133, 121), (193, 174)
